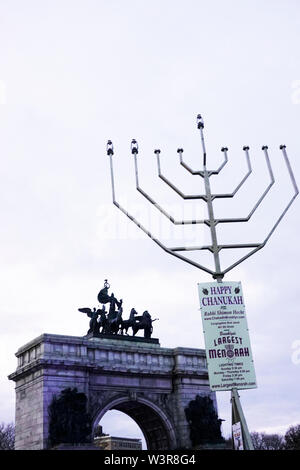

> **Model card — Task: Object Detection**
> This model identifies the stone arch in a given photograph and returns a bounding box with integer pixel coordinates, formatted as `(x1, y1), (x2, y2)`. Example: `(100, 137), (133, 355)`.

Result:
(92, 395), (177, 450)
(9, 334), (213, 450)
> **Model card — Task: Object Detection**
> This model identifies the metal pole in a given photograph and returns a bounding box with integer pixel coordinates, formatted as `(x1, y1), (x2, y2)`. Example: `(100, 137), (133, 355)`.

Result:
(231, 388), (254, 450)
(203, 162), (222, 280)
(198, 120), (223, 282)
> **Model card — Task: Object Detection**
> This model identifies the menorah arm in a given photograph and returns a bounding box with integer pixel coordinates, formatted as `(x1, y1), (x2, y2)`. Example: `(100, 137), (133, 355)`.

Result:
(109, 153), (215, 275)
(221, 146), (298, 275)
(221, 244), (266, 275)
(263, 145), (299, 243)
(169, 241), (264, 278)
(210, 146), (252, 199)
(155, 150), (208, 201)
(133, 154), (207, 225)
(113, 201), (214, 275)
(178, 147), (228, 177)
(178, 148), (202, 175)
(170, 243), (260, 253)
(215, 146), (274, 223)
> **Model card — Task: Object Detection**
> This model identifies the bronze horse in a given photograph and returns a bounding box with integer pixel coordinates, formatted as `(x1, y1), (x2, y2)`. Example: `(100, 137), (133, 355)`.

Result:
(131, 310), (158, 339)
(119, 308), (138, 335)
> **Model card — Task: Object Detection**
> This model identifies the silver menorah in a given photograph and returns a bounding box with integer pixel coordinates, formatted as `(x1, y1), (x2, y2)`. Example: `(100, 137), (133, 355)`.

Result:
(106, 115), (298, 450)
(106, 114), (298, 281)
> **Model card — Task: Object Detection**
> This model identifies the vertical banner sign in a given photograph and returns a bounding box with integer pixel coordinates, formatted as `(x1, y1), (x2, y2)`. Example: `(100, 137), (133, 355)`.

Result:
(198, 281), (257, 391)
(232, 422), (244, 450)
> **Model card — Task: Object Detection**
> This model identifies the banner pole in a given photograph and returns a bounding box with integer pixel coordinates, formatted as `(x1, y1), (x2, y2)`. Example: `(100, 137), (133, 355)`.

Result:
(231, 388), (254, 450)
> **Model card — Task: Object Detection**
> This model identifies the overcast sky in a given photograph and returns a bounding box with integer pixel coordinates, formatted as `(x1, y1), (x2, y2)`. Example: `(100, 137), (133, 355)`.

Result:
(1, 0), (300, 446)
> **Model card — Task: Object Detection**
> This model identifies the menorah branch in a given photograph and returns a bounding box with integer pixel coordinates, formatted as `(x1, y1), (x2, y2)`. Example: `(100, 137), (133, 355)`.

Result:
(215, 146), (274, 224)
(133, 153), (207, 225)
(108, 150), (215, 276)
(263, 145), (299, 244)
(210, 147), (251, 199)
(156, 146), (252, 202)
(171, 243), (260, 253)
(155, 150), (208, 201)
(221, 145), (298, 275)
(178, 147), (228, 177)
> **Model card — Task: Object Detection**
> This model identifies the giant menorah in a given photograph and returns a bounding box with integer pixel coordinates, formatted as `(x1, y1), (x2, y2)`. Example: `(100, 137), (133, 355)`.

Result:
(106, 114), (298, 450)
(106, 115), (298, 280)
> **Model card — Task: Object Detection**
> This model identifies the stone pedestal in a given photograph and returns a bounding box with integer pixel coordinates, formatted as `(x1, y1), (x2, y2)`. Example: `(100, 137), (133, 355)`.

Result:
(8, 333), (218, 450)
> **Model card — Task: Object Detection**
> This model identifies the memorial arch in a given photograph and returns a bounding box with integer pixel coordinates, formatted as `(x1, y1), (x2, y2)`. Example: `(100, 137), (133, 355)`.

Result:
(9, 333), (219, 450)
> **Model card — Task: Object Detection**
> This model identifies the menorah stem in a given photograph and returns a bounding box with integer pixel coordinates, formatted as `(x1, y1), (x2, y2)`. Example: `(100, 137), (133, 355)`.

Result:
(198, 124), (222, 280)
(198, 121), (222, 280)
(200, 125), (207, 167)
(203, 167), (222, 281)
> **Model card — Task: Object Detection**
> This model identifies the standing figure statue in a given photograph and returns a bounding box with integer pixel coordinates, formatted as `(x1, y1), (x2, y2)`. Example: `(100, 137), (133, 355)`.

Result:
(97, 280), (122, 335)
(107, 294), (122, 321)
(109, 301), (123, 335)
(98, 305), (108, 334)
(142, 310), (152, 339)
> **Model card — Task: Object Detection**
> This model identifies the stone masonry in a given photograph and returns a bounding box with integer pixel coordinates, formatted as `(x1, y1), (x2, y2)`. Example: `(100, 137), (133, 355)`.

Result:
(8, 333), (218, 450)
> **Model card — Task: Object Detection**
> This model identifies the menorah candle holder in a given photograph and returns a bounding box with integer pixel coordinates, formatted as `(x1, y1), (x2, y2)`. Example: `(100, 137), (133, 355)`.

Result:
(106, 115), (298, 281)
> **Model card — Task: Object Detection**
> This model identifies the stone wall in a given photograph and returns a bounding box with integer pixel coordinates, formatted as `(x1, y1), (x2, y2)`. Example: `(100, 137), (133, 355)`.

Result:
(14, 370), (44, 449)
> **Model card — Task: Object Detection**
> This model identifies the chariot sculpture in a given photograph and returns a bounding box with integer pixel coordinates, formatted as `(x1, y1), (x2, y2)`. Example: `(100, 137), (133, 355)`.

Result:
(79, 280), (158, 338)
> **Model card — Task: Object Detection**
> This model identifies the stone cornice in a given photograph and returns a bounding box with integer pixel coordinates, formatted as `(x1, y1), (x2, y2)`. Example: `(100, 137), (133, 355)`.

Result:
(9, 333), (208, 384)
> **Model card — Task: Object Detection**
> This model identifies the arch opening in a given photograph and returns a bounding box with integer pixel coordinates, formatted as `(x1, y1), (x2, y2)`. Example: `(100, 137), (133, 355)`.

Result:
(93, 397), (176, 450)
(99, 410), (147, 449)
